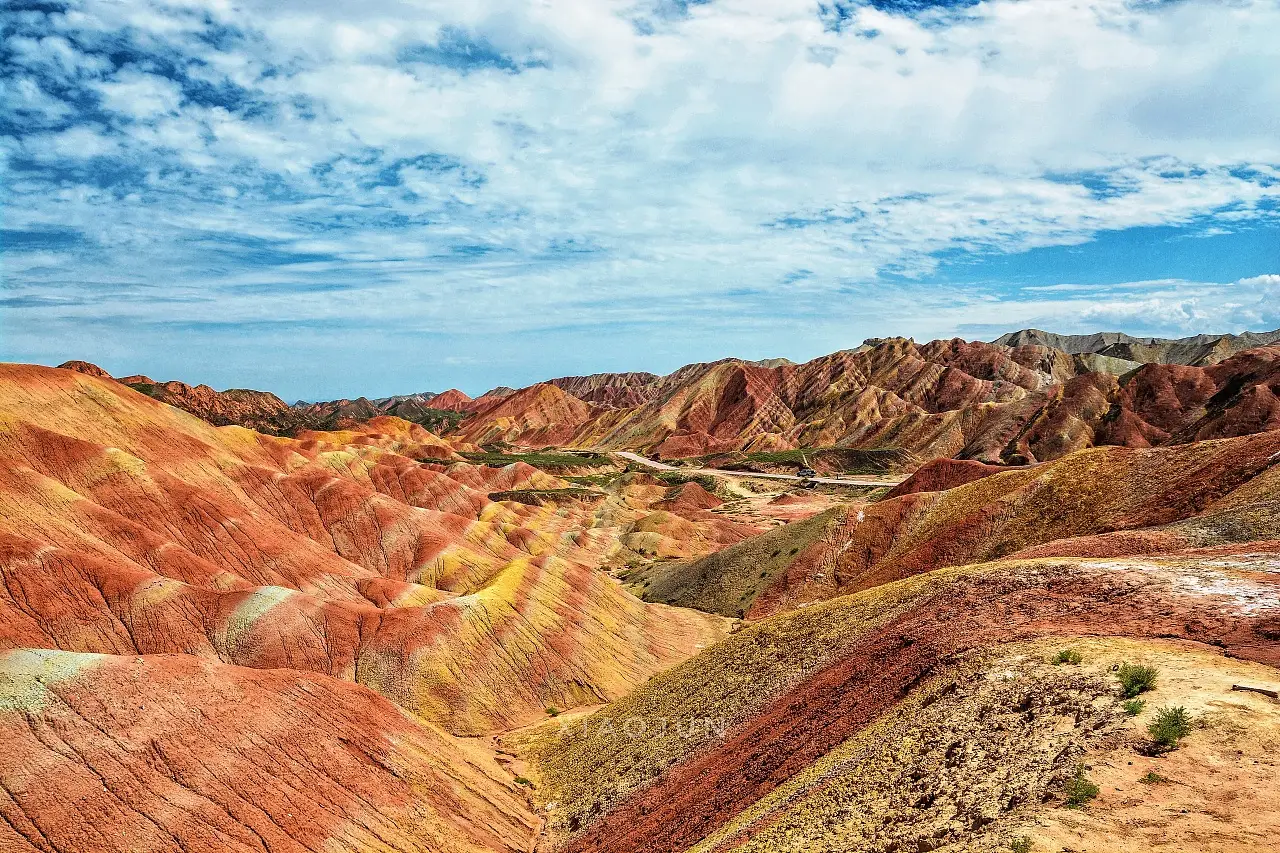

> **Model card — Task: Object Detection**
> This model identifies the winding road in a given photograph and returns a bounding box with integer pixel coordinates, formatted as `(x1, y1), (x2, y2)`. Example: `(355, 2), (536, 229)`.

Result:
(612, 451), (907, 488)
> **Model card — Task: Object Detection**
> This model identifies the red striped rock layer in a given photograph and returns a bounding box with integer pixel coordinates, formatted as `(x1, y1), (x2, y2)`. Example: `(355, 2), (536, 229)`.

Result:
(528, 553), (1280, 853)
(748, 431), (1280, 617)
(456, 338), (1280, 463)
(0, 649), (540, 853)
(0, 364), (727, 735)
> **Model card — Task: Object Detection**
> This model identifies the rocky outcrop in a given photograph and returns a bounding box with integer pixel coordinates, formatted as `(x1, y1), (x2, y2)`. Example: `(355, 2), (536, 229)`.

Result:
(56, 360), (113, 379)
(425, 388), (475, 411)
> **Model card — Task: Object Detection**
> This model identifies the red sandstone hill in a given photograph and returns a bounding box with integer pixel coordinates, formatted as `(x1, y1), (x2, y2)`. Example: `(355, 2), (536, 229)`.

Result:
(426, 387), (475, 411)
(56, 361), (476, 437)
(10, 357), (1280, 853)
(455, 382), (595, 446)
(451, 337), (1280, 463)
(0, 361), (783, 851)
(59, 360), (307, 435)
(636, 430), (1280, 619)
(522, 553), (1280, 853)
(883, 456), (1016, 498)
(0, 650), (539, 853)
(516, 426), (1280, 853)
(0, 362), (738, 728)
(62, 328), (1280, 468)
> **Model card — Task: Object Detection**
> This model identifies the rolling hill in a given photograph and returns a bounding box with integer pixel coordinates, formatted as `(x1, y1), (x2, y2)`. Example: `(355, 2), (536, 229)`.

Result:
(453, 333), (1280, 462)
(11, 327), (1280, 853)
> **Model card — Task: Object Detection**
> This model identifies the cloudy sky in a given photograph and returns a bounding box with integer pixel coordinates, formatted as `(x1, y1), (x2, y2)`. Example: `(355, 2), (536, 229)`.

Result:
(2, 0), (1278, 399)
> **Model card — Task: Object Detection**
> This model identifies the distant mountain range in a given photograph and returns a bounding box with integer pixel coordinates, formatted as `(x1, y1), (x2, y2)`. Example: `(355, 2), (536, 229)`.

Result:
(56, 362), (507, 436)
(450, 326), (1280, 462)
(992, 327), (1280, 367)
(56, 325), (1280, 464)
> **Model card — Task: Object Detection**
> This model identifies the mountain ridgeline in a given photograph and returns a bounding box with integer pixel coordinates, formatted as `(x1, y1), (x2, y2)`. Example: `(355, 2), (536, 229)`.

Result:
(10, 326), (1280, 853)
(62, 326), (1280, 465)
(452, 327), (1280, 463)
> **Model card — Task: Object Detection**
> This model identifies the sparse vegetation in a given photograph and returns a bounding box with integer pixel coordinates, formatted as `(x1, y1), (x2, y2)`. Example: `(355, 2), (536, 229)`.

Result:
(1122, 698), (1147, 716)
(687, 446), (916, 475)
(514, 776), (532, 786)
(545, 707), (560, 717)
(487, 488), (600, 506)
(1063, 763), (1100, 808)
(461, 450), (611, 470)
(518, 638), (1123, 848)
(1147, 705), (1193, 751)
(1139, 771), (1170, 784)
(125, 381), (162, 398)
(1117, 662), (1158, 697)
(1010, 837), (1034, 853)
(651, 470), (725, 495)
(562, 473), (626, 487)
(629, 506), (845, 616)
(1052, 648), (1083, 665)
(404, 407), (466, 433)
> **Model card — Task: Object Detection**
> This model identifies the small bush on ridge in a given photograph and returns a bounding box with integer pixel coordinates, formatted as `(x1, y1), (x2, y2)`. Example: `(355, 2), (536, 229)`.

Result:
(1064, 763), (1100, 808)
(1147, 706), (1193, 751)
(1117, 662), (1158, 697)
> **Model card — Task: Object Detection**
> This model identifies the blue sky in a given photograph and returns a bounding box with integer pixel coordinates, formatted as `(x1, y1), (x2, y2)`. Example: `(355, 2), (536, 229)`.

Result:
(1, 0), (1278, 400)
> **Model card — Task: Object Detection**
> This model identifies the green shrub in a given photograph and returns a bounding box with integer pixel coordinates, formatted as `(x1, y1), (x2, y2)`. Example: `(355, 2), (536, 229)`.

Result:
(1010, 837), (1033, 853)
(1122, 698), (1147, 716)
(1063, 763), (1100, 808)
(545, 707), (561, 717)
(1052, 649), (1083, 665)
(461, 450), (610, 470)
(1147, 706), (1193, 750)
(1116, 662), (1158, 697)
(1139, 771), (1169, 784)
(514, 776), (532, 786)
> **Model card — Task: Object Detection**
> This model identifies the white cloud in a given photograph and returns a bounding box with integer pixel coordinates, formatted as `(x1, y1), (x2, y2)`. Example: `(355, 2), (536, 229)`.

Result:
(4, 0), (1280, 394)
(47, 125), (121, 158)
(96, 71), (183, 119)
(947, 275), (1280, 340)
